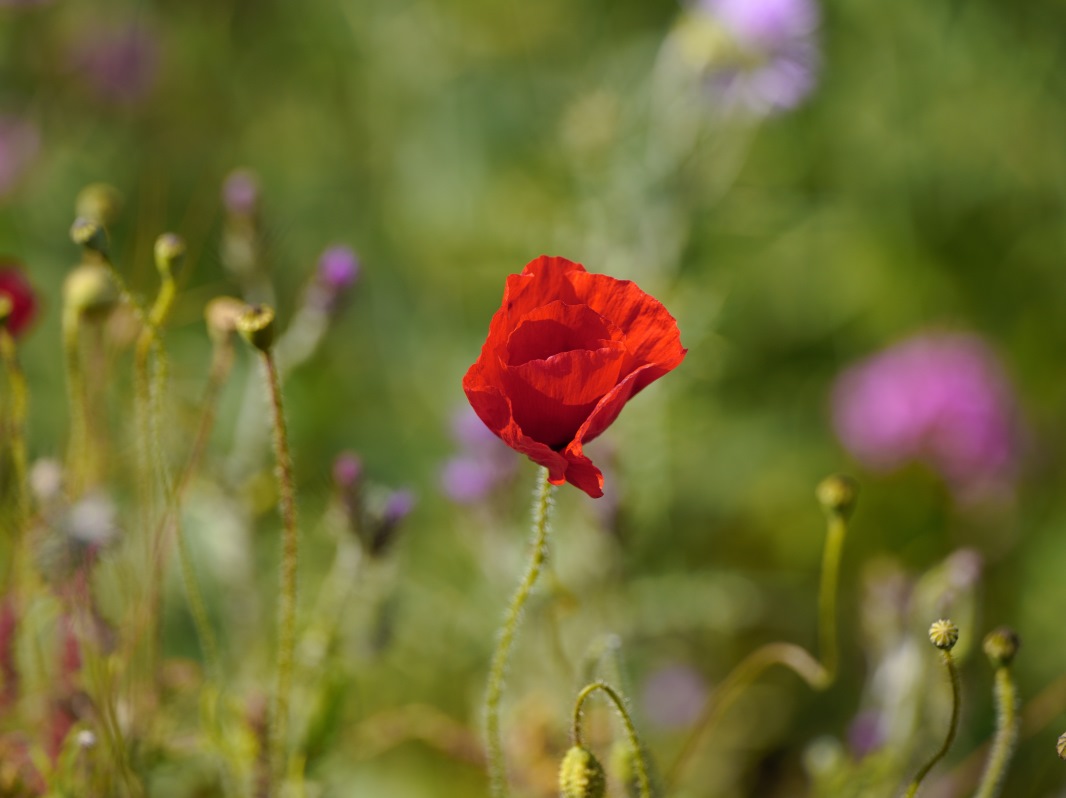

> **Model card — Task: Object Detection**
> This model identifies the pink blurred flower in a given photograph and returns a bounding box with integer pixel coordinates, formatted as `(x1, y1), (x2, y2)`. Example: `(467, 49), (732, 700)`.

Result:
(0, 261), (39, 337)
(440, 406), (518, 504)
(696, 0), (821, 115)
(832, 333), (1021, 501)
(71, 23), (159, 104)
(0, 116), (39, 199)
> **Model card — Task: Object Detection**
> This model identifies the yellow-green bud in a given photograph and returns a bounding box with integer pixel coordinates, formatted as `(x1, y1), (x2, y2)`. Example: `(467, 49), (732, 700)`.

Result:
(75, 183), (123, 227)
(63, 262), (119, 318)
(983, 627), (1020, 668)
(1056, 731), (1066, 761)
(816, 474), (859, 520)
(928, 619), (959, 651)
(154, 233), (186, 278)
(559, 745), (606, 798)
(205, 296), (248, 343)
(0, 295), (12, 326)
(236, 304), (275, 352)
(609, 740), (642, 798)
(70, 217), (109, 256)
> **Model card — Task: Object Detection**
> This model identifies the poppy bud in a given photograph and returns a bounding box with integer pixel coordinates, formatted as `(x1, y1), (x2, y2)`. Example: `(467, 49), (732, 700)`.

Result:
(559, 745), (606, 798)
(75, 183), (122, 228)
(69, 217), (109, 257)
(1056, 731), (1066, 761)
(236, 304), (275, 352)
(816, 474), (859, 520)
(928, 619), (959, 651)
(154, 233), (186, 278)
(0, 263), (38, 337)
(63, 263), (118, 319)
(983, 627), (1020, 668)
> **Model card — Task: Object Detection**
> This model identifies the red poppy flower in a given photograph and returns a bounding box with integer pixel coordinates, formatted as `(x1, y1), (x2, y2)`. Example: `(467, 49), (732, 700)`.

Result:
(0, 262), (38, 338)
(463, 256), (686, 498)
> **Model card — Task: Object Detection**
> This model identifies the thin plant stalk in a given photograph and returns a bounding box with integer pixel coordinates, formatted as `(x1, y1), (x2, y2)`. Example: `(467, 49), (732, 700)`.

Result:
(261, 348), (301, 796)
(572, 681), (652, 798)
(904, 648), (962, 798)
(973, 663), (1019, 798)
(485, 467), (553, 798)
(0, 329), (29, 543)
(62, 307), (92, 495)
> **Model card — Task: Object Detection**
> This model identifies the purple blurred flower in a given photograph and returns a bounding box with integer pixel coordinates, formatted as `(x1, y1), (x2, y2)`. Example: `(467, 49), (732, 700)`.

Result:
(832, 333), (1020, 502)
(307, 245), (361, 313)
(641, 663), (707, 729)
(332, 451), (364, 492)
(440, 406), (517, 504)
(71, 23), (159, 104)
(847, 710), (885, 759)
(222, 169), (260, 216)
(693, 0), (820, 115)
(0, 116), (39, 199)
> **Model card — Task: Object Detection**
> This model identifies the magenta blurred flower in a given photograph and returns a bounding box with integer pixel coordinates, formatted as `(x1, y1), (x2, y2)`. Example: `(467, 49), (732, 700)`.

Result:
(440, 406), (517, 504)
(832, 333), (1020, 501)
(0, 262), (39, 337)
(0, 116), (39, 199)
(693, 0), (821, 115)
(307, 245), (361, 312)
(641, 662), (708, 729)
(71, 23), (159, 104)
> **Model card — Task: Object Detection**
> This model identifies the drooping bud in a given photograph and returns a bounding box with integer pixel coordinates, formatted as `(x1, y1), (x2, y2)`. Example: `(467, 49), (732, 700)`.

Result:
(236, 304), (275, 352)
(559, 745), (606, 798)
(816, 474), (859, 520)
(63, 263), (118, 319)
(1056, 731), (1066, 761)
(983, 627), (1020, 668)
(69, 217), (109, 258)
(75, 183), (123, 227)
(153, 233), (186, 278)
(928, 619), (959, 651)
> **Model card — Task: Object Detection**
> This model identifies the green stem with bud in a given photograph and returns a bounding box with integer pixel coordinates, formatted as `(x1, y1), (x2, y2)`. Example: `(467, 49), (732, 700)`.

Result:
(572, 681), (652, 798)
(974, 665), (1019, 798)
(904, 648), (961, 798)
(485, 467), (554, 798)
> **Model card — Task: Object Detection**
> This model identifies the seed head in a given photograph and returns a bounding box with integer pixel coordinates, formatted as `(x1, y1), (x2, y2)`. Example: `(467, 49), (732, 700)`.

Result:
(236, 303), (275, 352)
(928, 619), (959, 651)
(983, 627), (1020, 668)
(69, 216), (109, 256)
(816, 474), (859, 519)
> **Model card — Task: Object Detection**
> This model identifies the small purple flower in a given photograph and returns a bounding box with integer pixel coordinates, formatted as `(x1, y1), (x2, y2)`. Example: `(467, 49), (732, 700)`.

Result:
(0, 116), (39, 200)
(222, 169), (260, 216)
(440, 406), (517, 504)
(71, 23), (159, 104)
(318, 246), (361, 292)
(641, 663), (708, 729)
(332, 451), (364, 492)
(692, 0), (821, 115)
(832, 332), (1021, 502)
(383, 489), (415, 526)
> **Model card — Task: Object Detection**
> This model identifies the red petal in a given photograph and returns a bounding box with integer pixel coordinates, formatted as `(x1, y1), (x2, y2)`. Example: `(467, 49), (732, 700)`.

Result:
(504, 301), (622, 366)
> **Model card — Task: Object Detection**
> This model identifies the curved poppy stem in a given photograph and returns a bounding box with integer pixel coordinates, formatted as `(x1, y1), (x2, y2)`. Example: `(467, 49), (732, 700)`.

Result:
(903, 648), (961, 798)
(572, 681), (652, 798)
(485, 467), (553, 798)
(973, 665), (1019, 798)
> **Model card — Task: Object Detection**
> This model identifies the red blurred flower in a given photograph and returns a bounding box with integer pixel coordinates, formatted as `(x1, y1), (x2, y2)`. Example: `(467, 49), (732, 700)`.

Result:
(0, 262), (38, 337)
(463, 256), (686, 498)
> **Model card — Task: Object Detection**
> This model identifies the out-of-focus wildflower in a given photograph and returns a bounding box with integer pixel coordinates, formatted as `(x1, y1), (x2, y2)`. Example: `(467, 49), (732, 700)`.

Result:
(832, 333), (1020, 503)
(677, 0), (821, 116)
(222, 168), (260, 217)
(307, 245), (361, 313)
(640, 662), (707, 729)
(440, 406), (518, 504)
(70, 22), (159, 104)
(0, 261), (39, 337)
(0, 116), (39, 200)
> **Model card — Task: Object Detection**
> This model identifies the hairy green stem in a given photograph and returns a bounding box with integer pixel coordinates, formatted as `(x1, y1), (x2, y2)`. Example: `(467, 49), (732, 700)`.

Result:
(62, 308), (91, 495)
(485, 467), (553, 798)
(263, 350), (301, 796)
(973, 667), (1018, 798)
(903, 649), (961, 798)
(0, 329), (28, 541)
(818, 513), (846, 684)
(572, 681), (651, 798)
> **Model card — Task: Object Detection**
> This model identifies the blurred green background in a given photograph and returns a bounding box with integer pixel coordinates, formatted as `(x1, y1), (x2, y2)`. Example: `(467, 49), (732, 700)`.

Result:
(3, 0), (1066, 795)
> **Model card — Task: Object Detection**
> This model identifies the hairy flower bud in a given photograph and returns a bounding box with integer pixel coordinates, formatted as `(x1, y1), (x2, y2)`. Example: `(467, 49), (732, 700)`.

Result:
(559, 745), (606, 798)
(70, 216), (109, 257)
(816, 474), (859, 520)
(1056, 731), (1066, 761)
(63, 262), (118, 319)
(236, 304), (275, 352)
(928, 619), (959, 651)
(154, 233), (186, 278)
(75, 183), (123, 227)
(983, 627), (1020, 668)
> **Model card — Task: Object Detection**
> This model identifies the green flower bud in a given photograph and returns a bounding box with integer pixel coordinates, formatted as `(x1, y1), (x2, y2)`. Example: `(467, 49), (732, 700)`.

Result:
(816, 474), (859, 520)
(154, 233), (186, 278)
(69, 217), (109, 257)
(236, 304), (275, 352)
(983, 627), (1020, 668)
(63, 262), (119, 319)
(75, 183), (123, 228)
(928, 619), (959, 651)
(559, 745), (606, 798)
